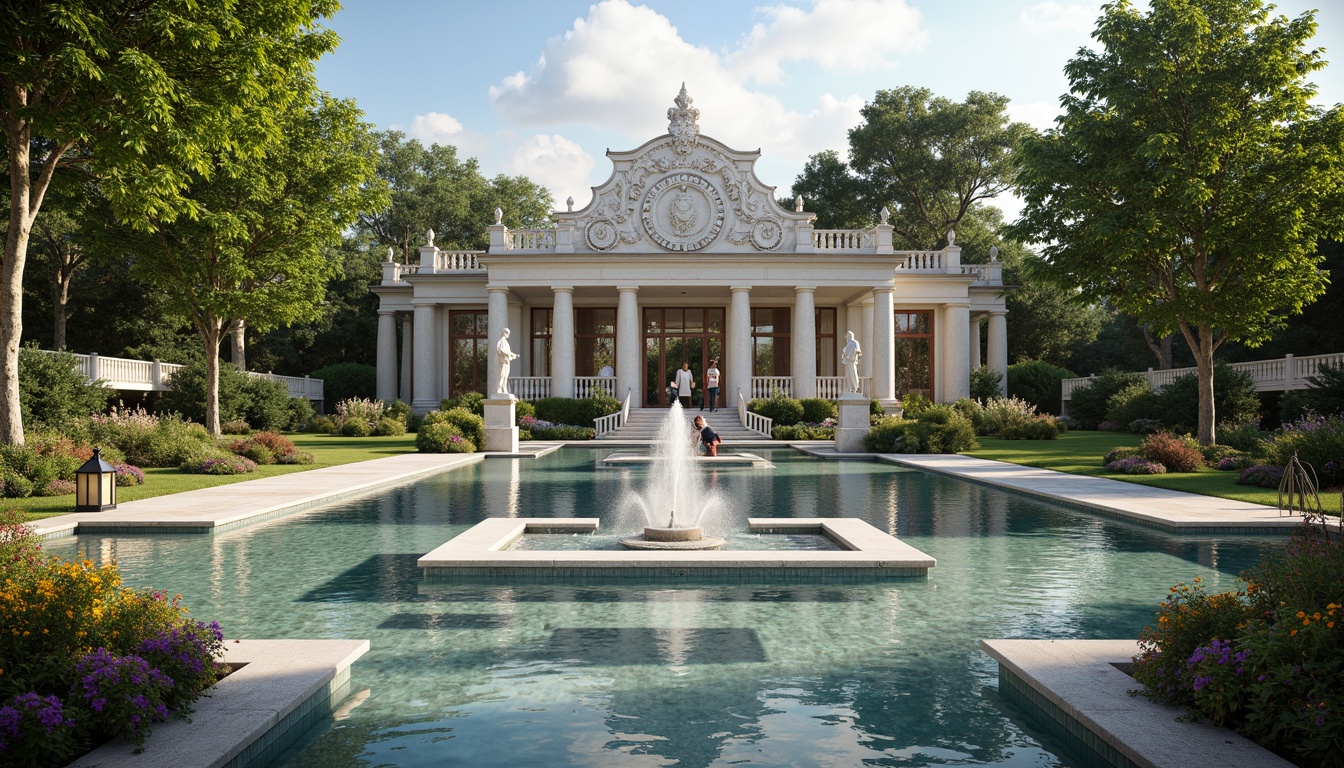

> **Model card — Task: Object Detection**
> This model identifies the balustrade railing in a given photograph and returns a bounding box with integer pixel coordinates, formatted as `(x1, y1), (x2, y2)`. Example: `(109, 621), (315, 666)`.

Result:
(508, 377), (551, 401)
(575, 376), (616, 399)
(813, 229), (872, 250)
(34, 349), (323, 400)
(1060, 352), (1344, 403)
(738, 387), (774, 437)
(594, 388), (631, 436)
(816, 376), (871, 399)
(750, 376), (793, 400)
(507, 228), (556, 251)
(436, 250), (484, 271)
(895, 251), (944, 270)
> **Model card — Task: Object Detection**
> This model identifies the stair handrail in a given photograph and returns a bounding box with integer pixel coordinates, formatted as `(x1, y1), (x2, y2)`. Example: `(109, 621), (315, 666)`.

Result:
(737, 387), (773, 437)
(594, 387), (631, 436)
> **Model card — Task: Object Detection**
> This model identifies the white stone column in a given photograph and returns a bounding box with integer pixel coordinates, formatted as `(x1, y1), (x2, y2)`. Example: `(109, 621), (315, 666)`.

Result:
(728, 286), (752, 407)
(399, 314), (413, 403)
(616, 286), (640, 405)
(551, 286), (575, 398)
(943, 303), (971, 402)
(376, 310), (398, 403)
(969, 315), (982, 371)
(988, 310), (1009, 395)
(860, 300), (874, 379)
(507, 301), (524, 373)
(872, 288), (895, 404)
(411, 303), (439, 413)
(792, 287), (817, 398)
(486, 286), (510, 396)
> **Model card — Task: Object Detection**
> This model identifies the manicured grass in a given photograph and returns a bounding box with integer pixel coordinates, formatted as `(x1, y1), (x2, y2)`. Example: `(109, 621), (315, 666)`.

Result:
(11, 433), (417, 520)
(967, 431), (1342, 514)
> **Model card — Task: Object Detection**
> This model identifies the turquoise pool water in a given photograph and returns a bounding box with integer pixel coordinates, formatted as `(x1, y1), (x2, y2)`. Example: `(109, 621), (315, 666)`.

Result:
(47, 448), (1282, 767)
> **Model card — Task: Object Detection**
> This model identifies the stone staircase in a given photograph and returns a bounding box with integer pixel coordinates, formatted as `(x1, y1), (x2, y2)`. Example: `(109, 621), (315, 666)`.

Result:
(597, 407), (767, 441)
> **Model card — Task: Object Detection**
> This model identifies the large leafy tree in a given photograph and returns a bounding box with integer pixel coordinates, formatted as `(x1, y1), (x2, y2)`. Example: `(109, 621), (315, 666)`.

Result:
(359, 131), (552, 261)
(0, 0), (339, 444)
(124, 88), (385, 434)
(795, 87), (1033, 248)
(1009, 0), (1344, 444)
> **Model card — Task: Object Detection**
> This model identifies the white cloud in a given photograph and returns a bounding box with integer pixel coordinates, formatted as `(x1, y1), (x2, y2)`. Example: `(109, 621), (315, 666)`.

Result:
(1018, 2), (1097, 35)
(409, 112), (464, 144)
(1007, 99), (1062, 131)
(507, 134), (596, 204)
(730, 0), (927, 85)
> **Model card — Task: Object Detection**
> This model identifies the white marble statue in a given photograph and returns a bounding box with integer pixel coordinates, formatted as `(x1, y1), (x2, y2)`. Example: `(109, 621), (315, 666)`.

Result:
(496, 328), (519, 395)
(840, 330), (862, 393)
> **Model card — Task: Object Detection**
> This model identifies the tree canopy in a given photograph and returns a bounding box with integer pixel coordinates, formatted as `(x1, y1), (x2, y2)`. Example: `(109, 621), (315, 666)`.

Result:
(1008, 0), (1344, 443)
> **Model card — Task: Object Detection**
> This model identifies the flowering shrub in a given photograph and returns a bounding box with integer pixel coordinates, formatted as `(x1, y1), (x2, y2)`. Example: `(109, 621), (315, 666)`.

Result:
(1140, 432), (1204, 473)
(998, 415), (1060, 440)
(1096, 420), (1122, 432)
(219, 419), (251, 435)
(1133, 527), (1344, 765)
(771, 423), (835, 440)
(1127, 418), (1162, 434)
(179, 454), (257, 475)
(334, 397), (385, 435)
(517, 415), (596, 441)
(1237, 465), (1284, 488)
(0, 515), (226, 763)
(416, 422), (477, 453)
(1102, 446), (1142, 465)
(113, 463), (145, 487)
(1215, 456), (1245, 471)
(1104, 457), (1167, 475)
(422, 408), (486, 447)
(40, 478), (77, 496)
(971, 396), (1038, 437)
(1263, 413), (1344, 488)
(276, 450), (316, 465)
(89, 407), (214, 468)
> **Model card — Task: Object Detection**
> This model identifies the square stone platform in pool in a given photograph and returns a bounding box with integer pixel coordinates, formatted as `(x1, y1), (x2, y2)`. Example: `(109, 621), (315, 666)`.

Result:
(417, 518), (935, 581)
(599, 452), (775, 469)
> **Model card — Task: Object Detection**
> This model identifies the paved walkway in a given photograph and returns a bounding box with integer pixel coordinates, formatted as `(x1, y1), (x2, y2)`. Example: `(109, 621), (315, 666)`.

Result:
(31, 452), (484, 539)
(879, 453), (1298, 533)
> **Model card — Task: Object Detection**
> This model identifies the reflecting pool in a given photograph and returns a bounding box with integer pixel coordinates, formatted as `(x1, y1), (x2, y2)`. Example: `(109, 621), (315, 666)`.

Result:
(46, 448), (1282, 767)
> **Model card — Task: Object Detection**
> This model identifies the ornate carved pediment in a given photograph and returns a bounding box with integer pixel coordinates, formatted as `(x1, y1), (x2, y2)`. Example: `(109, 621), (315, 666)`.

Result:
(556, 85), (812, 254)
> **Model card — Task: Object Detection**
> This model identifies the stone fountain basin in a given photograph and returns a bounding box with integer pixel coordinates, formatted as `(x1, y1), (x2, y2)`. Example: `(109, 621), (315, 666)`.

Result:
(417, 518), (935, 579)
(599, 452), (775, 469)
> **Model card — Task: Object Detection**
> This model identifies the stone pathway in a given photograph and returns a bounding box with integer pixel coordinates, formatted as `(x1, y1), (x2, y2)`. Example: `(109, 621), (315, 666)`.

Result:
(31, 452), (484, 539)
(879, 453), (1298, 533)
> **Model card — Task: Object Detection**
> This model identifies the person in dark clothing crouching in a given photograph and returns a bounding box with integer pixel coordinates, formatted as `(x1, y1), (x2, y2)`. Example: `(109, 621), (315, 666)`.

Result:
(693, 415), (721, 457)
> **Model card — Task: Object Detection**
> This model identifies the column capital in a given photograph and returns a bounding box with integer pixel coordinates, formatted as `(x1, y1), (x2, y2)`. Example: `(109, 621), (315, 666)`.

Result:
(551, 285), (575, 294)
(486, 285), (512, 295)
(378, 309), (397, 315)
(989, 309), (1009, 316)
(945, 302), (971, 309)
(872, 286), (895, 295)
(794, 285), (817, 294)
(411, 300), (437, 308)
(729, 285), (753, 294)
(616, 285), (640, 294)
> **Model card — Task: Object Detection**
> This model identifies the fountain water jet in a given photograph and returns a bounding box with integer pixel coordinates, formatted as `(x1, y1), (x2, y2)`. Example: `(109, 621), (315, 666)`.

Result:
(620, 402), (726, 550)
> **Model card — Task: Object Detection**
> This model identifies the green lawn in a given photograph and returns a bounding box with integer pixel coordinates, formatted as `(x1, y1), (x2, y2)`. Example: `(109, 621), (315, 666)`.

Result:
(967, 431), (1343, 514)
(12, 433), (417, 520)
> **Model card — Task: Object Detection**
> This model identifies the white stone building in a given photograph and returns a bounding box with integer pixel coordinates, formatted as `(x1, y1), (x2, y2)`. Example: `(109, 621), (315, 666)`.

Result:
(372, 87), (1007, 417)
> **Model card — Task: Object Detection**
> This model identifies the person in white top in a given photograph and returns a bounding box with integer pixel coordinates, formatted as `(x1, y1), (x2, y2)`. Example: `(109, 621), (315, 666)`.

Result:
(703, 358), (721, 412)
(670, 362), (694, 408)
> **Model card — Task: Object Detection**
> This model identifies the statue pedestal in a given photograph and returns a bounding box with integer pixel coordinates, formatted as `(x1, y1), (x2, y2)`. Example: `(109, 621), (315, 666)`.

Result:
(835, 393), (870, 453)
(483, 397), (519, 453)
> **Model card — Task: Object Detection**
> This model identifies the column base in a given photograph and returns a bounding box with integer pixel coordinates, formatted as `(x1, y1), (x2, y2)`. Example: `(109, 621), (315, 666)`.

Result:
(877, 399), (904, 417)
(835, 395), (871, 453)
(412, 398), (439, 415)
(483, 398), (520, 453)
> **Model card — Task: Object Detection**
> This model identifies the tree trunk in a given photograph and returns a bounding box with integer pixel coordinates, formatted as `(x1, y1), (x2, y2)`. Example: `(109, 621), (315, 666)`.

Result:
(1141, 324), (1174, 369)
(230, 319), (246, 370)
(204, 325), (224, 436)
(1, 111), (33, 446)
(1193, 327), (1217, 445)
(52, 266), (72, 351)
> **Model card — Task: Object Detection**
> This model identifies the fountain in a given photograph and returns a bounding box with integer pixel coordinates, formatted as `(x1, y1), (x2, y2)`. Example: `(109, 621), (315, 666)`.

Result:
(620, 402), (726, 551)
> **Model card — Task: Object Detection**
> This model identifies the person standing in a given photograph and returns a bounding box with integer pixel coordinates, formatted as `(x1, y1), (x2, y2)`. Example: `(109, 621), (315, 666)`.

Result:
(670, 361), (694, 408)
(703, 358), (721, 412)
(693, 415), (721, 456)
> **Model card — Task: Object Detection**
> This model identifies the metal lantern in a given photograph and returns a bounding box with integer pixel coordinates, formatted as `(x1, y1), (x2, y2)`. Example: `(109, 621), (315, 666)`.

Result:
(75, 447), (117, 512)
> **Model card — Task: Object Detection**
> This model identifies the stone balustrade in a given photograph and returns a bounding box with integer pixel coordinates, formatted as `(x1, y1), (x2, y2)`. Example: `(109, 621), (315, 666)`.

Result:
(507, 377), (552, 401)
(506, 229), (556, 251)
(35, 349), (323, 400)
(813, 229), (873, 250)
(574, 376), (616, 399)
(816, 376), (872, 399)
(1061, 352), (1344, 404)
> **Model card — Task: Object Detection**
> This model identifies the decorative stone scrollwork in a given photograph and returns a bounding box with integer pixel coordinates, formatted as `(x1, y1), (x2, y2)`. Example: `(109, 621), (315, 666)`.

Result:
(640, 172), (724, 252)
(751, 218), (784, 251)
(585, 219), (620, 251)
(667, 83), (700, 155)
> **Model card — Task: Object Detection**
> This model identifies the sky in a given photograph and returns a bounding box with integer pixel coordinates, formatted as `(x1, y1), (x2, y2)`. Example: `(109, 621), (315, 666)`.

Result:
(313, 0), (1344, 222)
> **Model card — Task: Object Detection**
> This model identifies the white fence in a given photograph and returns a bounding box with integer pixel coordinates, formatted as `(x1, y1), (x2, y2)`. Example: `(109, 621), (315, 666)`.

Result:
(751, 376), (793, 399)
(507, 377), (552, 400)
(575, 376), (616, 399)
(594, 389), (631, 436)
(38, 349), (324, 401)
(737, 388), (774, 436)
(1061, 352), (1344, 403)
(816, 376), (871, 399)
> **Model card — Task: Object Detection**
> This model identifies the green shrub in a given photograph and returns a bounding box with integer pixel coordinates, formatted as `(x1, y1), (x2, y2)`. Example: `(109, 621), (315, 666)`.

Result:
(332, 397), (385, 436)
(526, 424), (596, 440)
(220, 419), (251, 435)
(0, 470), (35, 499)
(1105, 381), (1159, 429)
(17, 343), (112, 431)
(1102, 446), (1142, 465)
(308, 415), (338, 434)
(1151, 364), (1260, 434)
(514, 399), (536, 424)
(310, 362), (377, 404)
(798, 398), (837, 424)
(969, 366), (1003, 401)
(286, 397), (317, 432)
(998, 416), (1060, 440)
(772, 424), (835, 440)
(277, 450), (316, 465)
(862, 412), (976, 454)
(441, 391), (486, 416)
(159, 359), (250, 426)
(1263, 413), (1344, 487)
(339, 418), (372, 437)
(179, 453), (258, 475)
(373, 417), (407, 436)
(897, 392), (932, 418)
(1066, 370), (1146, 429)
(532, 394), (621, 426)
(870, 399), (886, 416)
(1217, 421), (1269, 455)
(416, 422), (476, 453)
(421, 408), (486, 449)
(89, 408), (215, 468)
(1278, 362), (1344, 420)
(973, 396), (1037, 436)
(240, 375), (294, 431)
(748, 393), (805, 426)
(385, 399), (413, 424)
(1007, 360), (1076, 415)
(237, 443), (275, 465)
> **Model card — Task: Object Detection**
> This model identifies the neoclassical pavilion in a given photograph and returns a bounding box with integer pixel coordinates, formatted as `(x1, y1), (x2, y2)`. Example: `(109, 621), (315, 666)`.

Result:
(372, 86), (1007, 417)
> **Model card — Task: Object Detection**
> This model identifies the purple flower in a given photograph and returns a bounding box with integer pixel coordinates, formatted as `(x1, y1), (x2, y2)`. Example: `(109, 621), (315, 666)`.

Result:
(1193, 675), (1212, 691)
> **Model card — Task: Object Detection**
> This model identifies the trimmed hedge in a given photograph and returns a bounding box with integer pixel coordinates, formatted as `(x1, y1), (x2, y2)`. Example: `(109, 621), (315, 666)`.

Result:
(532, 395), (620, 426)
(1006, 360), (1075, 415)
(421, 408), (486, 450)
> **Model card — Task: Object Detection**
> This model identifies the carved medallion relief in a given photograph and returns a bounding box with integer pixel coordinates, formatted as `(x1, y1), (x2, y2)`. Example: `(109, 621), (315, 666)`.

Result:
(639, 173), (725, 252)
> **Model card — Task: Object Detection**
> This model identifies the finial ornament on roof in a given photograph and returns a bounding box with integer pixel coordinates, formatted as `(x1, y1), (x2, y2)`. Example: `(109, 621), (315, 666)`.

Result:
(667, 82), (701, 155)
(494, 207), (503, 225)
(879, 206), (890, 225)
(794, 195), (804, 212)
(426, 229), (435, 247)
(946, 228), (956, 247)
(990, 245), (999, 262)
(566, 196), (575, 212)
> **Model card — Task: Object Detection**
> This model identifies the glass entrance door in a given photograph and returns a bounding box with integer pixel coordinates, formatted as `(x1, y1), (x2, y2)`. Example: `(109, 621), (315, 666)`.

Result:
(643, 308), (724, 406)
